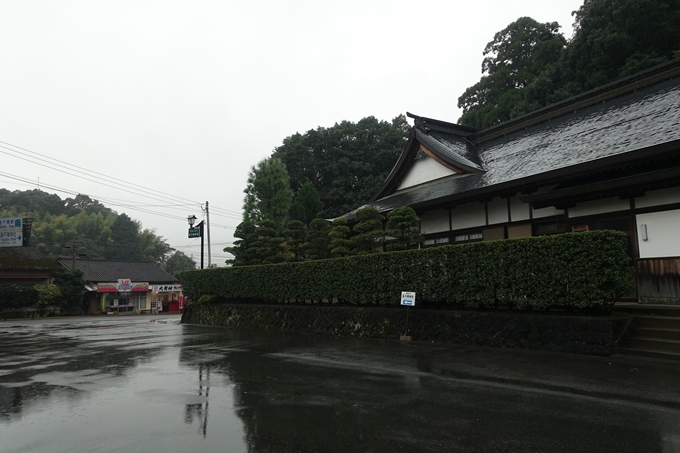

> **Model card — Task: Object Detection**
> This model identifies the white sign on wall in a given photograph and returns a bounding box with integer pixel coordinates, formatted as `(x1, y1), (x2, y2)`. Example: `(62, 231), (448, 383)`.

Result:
(0, 218), (22, 247)
(401, 291), (416, 306)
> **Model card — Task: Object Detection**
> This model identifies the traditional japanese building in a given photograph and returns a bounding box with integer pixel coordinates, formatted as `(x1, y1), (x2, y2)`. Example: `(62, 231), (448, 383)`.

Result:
(351, 58), (680, 304)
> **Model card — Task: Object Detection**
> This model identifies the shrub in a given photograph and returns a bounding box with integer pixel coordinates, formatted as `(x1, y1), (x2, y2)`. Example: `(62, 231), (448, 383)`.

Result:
(180, 231), (633, 312)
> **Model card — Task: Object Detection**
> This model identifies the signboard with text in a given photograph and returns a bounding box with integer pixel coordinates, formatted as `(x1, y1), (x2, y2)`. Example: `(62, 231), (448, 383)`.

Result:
(400, 291), (416, 306)
(154, 284), (183, 293)
(0, 218), (22, 248)
(188, 227), (201, 238)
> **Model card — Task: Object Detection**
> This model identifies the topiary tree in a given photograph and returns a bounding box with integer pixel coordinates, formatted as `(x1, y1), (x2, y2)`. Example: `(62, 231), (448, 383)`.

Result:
(351, 207), (385, 255)
(329, 217), (353, 258)
(304, 218), (332, 260)
(283, 219), (306, 262)
(385, 207), (423, 251)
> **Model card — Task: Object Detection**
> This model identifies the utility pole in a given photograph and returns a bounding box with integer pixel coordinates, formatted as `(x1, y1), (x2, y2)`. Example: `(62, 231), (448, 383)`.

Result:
(205, 201), (212, 268)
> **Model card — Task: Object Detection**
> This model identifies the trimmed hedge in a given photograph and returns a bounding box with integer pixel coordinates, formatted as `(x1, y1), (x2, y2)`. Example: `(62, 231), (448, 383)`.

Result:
(179, 231), (634, 311)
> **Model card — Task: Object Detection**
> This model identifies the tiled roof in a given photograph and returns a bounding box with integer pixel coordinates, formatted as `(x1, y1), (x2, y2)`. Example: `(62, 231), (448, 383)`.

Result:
(359, 62), (680, 215)
(0, 247), (61, 271)
(60, 259), (178, 284)
(415, 130), (483, 172)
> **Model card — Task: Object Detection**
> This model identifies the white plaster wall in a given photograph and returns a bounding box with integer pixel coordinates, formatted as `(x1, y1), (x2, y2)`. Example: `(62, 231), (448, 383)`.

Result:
(509, 197), (530, 222)
(568, 197), (630, 218)
(396, 156), (457, 191)
(420, 209), (449, 234)
(451, 202), (486, 230)
(636, 209), (680, 258)
(635, 186), (680, 209)
(487, 197), (508, 225)
(532, 205), (564, 219)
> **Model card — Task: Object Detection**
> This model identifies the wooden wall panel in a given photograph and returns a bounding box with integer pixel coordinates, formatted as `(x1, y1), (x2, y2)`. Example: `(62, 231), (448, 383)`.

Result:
(635, 257), (680, 304)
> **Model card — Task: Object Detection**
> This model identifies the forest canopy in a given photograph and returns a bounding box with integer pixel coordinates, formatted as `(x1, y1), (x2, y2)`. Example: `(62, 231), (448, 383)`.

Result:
(458, 0), (680, 129)
(0, 188), (173, 265)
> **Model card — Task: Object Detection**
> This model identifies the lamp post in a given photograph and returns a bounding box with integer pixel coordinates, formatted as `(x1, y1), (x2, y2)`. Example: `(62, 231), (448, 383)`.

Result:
(187, 215), (205, 269)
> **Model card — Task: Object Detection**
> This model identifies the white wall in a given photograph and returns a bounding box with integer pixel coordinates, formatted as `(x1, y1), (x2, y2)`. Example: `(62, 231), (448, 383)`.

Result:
(568, 197), (630, 218)
(396, 156), (457, 191)
(487, 197), (508, 225)
(509, 197), (530, 222)
(451, 202), (486, 230)
(636, 209), (680, 258)
(635, 186), (680, 209)
(420, 209), (449, 234)
(532, 205), (564, 219)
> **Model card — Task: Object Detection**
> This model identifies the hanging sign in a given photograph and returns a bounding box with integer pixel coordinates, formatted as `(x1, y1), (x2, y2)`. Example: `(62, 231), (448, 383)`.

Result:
(401, 291), (416, 306)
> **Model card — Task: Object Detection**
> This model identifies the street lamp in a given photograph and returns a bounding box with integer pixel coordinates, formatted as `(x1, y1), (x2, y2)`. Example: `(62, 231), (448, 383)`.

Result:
(187, 215), (204, 269)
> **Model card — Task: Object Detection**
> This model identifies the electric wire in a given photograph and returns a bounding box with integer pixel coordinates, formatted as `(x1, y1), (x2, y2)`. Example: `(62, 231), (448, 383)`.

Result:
(0, 140), (243, 222)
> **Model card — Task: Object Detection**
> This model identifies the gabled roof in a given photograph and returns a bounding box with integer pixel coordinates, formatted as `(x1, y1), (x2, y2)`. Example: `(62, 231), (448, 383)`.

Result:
(0, 246), (61, 271)
(361, 58), (680, 215)
(59, 259), (178, 284)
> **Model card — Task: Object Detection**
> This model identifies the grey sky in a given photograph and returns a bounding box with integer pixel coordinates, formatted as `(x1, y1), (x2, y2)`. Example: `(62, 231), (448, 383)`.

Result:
(0, 0), (583, 265)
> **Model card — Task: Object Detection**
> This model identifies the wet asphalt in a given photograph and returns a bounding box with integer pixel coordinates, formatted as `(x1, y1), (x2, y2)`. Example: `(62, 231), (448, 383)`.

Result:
(1, 315), (679, 453)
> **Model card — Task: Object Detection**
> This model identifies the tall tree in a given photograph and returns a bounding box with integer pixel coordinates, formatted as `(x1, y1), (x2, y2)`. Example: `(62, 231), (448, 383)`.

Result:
(272, 115), (409, 218)
(225, 220), (258, 266)
(458, 17), (567, 128)
(243, 157), (294, 225)
(558, 0), (680, 96)
(164, 251), (196, 276)
(64, 194), (114, 216)
(289, 181), (323, 226)
(457, 2), (680, 129)
(105, 213), (142, 260)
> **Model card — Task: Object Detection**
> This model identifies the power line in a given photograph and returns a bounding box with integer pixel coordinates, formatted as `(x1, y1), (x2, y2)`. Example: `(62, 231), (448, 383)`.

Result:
(0, 139), (243, 224)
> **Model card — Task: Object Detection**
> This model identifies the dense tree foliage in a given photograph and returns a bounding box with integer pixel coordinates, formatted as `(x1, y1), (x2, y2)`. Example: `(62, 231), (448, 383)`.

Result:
(0, 189), (172, 263)
(385, 207), (424, 251)
(459, 0), (680, 129)
(351, 207), (385, 255)
(329, 217), (353, 258)
(272, 115), (409, 218)
(289, 181), (323, 226)
(303, 218), (331, 261)
(163, 251), (196, 277)
(458, 17), (566, 128)
(243, 157), (294, 226)
(53, 269), (86, 309)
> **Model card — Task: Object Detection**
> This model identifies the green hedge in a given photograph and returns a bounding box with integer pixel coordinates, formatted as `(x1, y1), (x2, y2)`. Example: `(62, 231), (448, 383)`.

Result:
(0, 284), (40, 310)
(179, 231), (634, 311)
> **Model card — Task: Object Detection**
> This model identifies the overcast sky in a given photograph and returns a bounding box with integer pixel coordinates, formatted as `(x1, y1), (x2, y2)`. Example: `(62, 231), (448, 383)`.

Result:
(0, 0), (583, 265)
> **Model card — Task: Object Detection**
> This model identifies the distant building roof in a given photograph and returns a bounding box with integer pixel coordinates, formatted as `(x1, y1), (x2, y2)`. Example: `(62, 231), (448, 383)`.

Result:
(0, 247), (61, 271)
(59, 259), (178, 284)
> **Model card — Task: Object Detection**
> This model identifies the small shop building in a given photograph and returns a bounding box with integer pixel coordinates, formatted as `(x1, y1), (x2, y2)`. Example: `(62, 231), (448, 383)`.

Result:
(60, 259), (183, 314)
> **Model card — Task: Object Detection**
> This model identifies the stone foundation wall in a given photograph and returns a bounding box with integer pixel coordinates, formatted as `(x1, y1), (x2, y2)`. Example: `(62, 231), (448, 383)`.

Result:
(185, 304), (626, 356)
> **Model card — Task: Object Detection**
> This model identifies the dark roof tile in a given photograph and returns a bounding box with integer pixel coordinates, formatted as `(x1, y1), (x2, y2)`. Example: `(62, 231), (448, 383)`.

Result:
(60, 259), (178, 284)
(0, 247), (61, 271)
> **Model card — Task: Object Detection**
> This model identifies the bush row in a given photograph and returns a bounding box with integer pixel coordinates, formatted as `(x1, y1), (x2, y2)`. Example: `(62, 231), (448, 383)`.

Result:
(179, 231), (634, 311)
(0, 284), (40, 309)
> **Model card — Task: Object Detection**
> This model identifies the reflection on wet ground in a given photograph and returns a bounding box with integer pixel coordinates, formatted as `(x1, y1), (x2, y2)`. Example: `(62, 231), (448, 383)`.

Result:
(1, 316), (680, 452)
